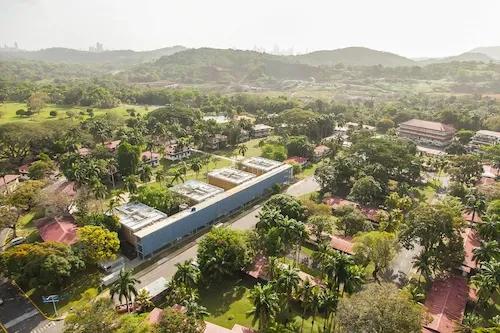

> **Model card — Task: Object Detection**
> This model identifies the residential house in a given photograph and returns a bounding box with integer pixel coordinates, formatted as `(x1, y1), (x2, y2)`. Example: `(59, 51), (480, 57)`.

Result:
(204, 134), (228, 150)
(284, 156), (309, 168)
(165, 143), (192, 161)
(36, 216), (78, 245)
(313, 145), (330, 161)
(141, 151), (161, 167)
(251, 124), (273, 138)
(104, 140), (121, 153)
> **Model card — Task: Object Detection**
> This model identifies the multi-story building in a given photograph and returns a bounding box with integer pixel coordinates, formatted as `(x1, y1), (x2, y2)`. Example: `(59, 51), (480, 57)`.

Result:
(207, 168), (256, 190)
(165, 143), (192, 161)
(252, 124), (273, 138)
(204, 134), (228, 150)
(397, 119), (455, 147)
(469, 130), (500, 150)
(141, 151), (161, 167)
(116, 159), (293, 259)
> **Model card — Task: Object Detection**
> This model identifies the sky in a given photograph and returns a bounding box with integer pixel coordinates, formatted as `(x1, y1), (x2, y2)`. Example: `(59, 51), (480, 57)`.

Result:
(1, 0), (499, 58)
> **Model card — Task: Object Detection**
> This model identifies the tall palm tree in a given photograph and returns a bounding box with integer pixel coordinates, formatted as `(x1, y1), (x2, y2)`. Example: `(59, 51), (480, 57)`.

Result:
(124, 175), (139, 194)
(471, 259), (500, 305)
(90, 178), (108, 201)
(169, 169), (185, 185)
(248, 283), (280, 332)
(299, 279), (314, 333)
(321, 289), (339, 333)
(309, 286), (322, 333)
(107, 160), (118, 188)
(465, 191), (486, 223)
(274, 266), (301, 313)
(173, 260), (200, 291)
(183, 299), (210, 320)
(110, 269), (140, 313)
(237, 144), (248, 157)
(472, 240), (500, 266)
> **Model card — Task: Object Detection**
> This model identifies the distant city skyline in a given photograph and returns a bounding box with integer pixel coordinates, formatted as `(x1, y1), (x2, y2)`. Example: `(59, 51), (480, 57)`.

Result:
(1, 0), (499, 58)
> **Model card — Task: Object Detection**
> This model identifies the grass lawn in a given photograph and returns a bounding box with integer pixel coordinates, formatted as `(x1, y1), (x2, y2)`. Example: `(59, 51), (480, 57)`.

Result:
(16, 212), (41, 243)
(199, 275), (325, 330)
(159, 156), (233, 184)
(0, 102), (154, 125)
(26, 268), (102, 317)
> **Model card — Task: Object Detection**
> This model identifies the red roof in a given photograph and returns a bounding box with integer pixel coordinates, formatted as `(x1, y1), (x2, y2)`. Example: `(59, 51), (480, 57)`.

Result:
(325, 196), (381, 222)
(141, 151), (160, 160)
(462, 228), (480, 271)
(330, 234), (354, 255)
(204, 322), (234, 333)
(463, 212), (482, 224)
(0, 174), (20, 187)
(247, 255), (269, 280)
(284, 156), (309, 165)
(423, 275), (469, 333)
(18, 164), (30, 174)
(37, 216), (78, 245)
(148, 308), (163, 325)
(104, 140), (121, 151)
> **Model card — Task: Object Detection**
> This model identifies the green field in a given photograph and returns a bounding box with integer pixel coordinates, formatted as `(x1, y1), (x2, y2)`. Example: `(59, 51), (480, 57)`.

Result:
(0, 102), (154, 124)
(199, 275), (326, 330)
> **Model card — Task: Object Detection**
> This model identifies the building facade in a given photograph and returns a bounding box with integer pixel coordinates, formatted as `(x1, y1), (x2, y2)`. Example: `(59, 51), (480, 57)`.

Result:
(397, 119), (455, 147)
(252, 124), (273, 138)
(127, 164), (292, 258)
(469, 130), (500, 150)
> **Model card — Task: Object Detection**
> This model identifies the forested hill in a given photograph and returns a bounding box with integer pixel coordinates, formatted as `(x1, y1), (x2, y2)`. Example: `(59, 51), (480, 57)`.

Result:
(123, 48), (327, 83)
(288, 47), (416, 67)
(0, 45), (187, 66)
(470, 46), (500, 60)
(418, 52), (495, 65)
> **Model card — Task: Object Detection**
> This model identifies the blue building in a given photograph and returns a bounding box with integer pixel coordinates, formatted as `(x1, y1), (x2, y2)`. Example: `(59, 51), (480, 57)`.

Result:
(120, 162), (292, 259)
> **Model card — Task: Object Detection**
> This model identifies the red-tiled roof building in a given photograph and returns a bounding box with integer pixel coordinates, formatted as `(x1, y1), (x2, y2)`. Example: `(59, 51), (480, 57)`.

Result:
(330, 234), (354, 255)
(423, 275), (469, 333)
(398, 119), (455, 147)
(461, 227), (481, 273)
(37, 216), (78, 245)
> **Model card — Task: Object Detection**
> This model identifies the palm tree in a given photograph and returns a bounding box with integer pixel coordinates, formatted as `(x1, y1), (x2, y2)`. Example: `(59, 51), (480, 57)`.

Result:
(173, 260), (200, 291)
(237, 144), (248, 157)
(110, 269), (140, 313)
(248, 283), (280, 332)
(107, 160), (118, 188)
(309, 286), (322, 333)
(471, 259), (500, 305)
(190, 158), (203, 180)
(299, 279), (314, 333)
(183, 299), (210, 320)
(321, 289), (339, 333)
(472, 240), (500, 266)
(169, 169), (185, 185)
(274, 266), (301, 313)
(476, 214), (500, 242)
(465, 191), (486, 223)
(123, 175), (139, 194)
(139, 164), (153, 183)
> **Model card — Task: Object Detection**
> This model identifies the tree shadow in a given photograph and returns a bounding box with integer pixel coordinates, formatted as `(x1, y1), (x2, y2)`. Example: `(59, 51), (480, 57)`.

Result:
(199, 276), (253, 316)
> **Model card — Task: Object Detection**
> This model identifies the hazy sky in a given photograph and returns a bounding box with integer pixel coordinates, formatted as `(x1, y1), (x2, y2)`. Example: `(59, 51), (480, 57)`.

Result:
(1, 0), (499, 58)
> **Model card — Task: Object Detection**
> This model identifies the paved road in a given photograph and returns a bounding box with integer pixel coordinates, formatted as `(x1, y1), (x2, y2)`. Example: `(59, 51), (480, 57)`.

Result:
(135, 176), (320, 288)
(0, 279), (63, 333)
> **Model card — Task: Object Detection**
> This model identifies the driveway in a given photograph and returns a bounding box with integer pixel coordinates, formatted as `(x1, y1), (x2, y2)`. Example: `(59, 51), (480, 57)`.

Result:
(0, 279), (63, 333)
(134, 176), (319, 288)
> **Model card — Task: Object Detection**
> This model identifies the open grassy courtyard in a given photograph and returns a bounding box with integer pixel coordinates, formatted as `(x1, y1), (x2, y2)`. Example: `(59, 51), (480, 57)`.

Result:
(198, 275), (326, 331)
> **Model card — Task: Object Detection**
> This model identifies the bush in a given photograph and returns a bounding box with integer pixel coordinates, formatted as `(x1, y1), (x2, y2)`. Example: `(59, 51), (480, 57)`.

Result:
(49, 110), (58, 117)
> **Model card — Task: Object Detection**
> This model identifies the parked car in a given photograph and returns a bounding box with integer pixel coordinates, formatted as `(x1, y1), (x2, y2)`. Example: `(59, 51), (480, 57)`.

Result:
(8, 237), (26, 247)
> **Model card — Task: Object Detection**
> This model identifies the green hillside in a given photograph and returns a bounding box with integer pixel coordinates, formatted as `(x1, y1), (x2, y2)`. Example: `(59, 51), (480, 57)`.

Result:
(471, 46), (500, 60)
(418, 52), (495, 65)
(288, 47), (416, 67)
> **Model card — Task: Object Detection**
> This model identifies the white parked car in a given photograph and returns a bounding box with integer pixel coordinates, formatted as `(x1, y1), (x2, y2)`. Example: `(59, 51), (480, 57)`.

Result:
(8, 237), (26, 247)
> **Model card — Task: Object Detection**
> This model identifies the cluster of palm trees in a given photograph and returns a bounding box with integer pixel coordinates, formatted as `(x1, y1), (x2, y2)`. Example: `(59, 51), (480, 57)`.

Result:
(248, 249), (364, 333)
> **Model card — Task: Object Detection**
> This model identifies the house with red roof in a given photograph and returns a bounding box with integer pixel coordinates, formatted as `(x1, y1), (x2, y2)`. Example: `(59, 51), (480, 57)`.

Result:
(422, 275), (469, 333)
(324, 196), (382, 223)
(141, 151), (161, 167)
(463, 211), (482, 224)
(0, 174), (20, 194)
(461, 227), (481, 274)
(313, 145), (330, 161)
(104, 140), (121, 152)
(330, 234), (355, 255)
(36, 216), (78, 245)
(284, 156), (309, 167)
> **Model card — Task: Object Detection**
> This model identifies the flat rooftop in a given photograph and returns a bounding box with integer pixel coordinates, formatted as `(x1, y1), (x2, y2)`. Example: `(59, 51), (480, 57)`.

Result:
(170, 180), (224, 203)
(475, 129), (500, 138)
(241, 157), (282, 172)
(208, 168), (255, 184)
(114, 202), (168, 232)
(135, 164), (292, 239)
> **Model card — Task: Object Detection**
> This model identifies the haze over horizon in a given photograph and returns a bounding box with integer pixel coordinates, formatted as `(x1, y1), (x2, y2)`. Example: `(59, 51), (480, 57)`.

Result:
(1, 0), (500, 58)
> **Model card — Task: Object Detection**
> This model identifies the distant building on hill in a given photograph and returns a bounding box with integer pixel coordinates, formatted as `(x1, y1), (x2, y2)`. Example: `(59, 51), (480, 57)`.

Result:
(397, 119), (455, 147)
(469, 129), (500, 150)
